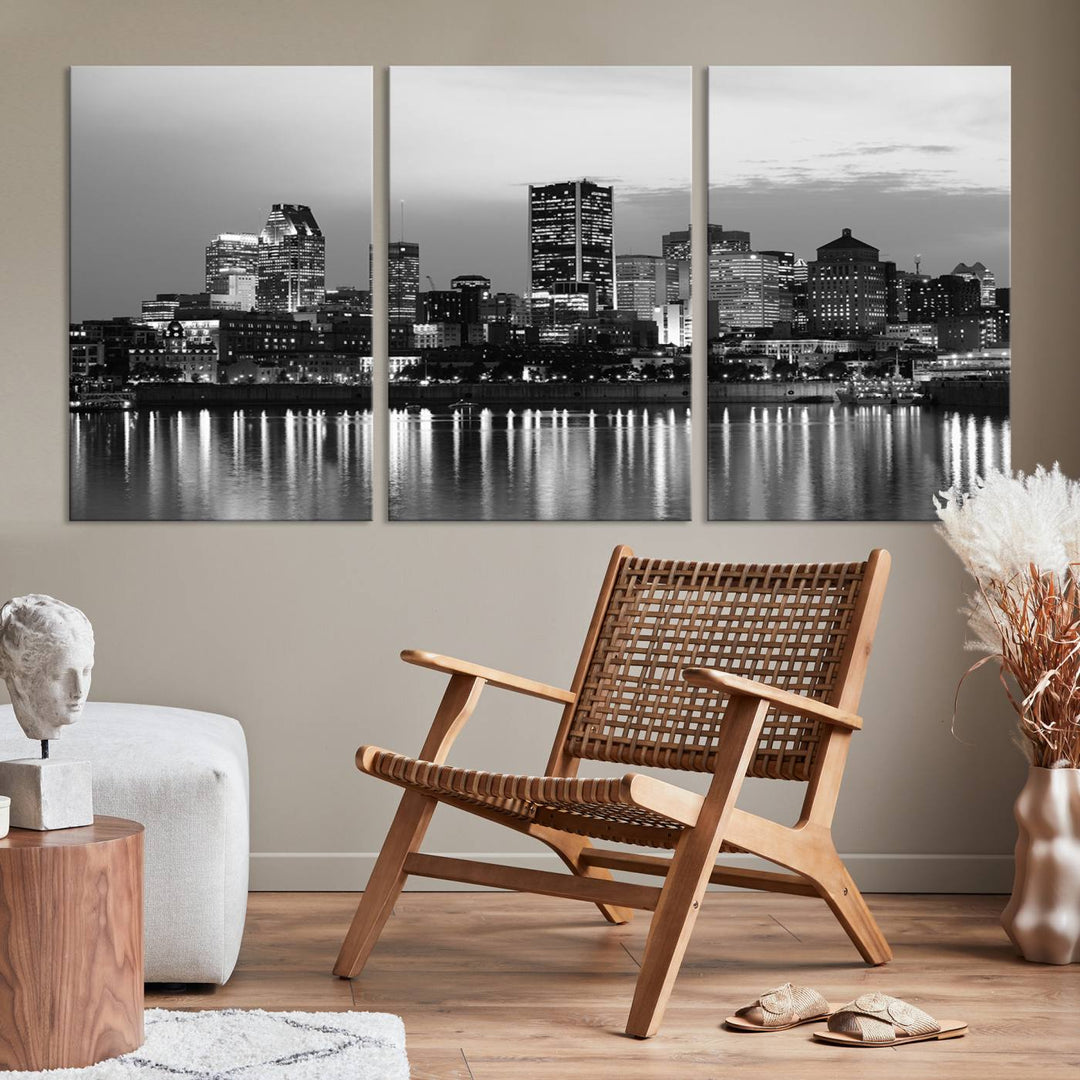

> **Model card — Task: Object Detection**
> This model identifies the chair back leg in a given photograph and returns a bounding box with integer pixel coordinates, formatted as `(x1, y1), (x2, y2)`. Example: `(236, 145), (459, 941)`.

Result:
(534, 827), (634, 925)
(333, 789), (437, 978)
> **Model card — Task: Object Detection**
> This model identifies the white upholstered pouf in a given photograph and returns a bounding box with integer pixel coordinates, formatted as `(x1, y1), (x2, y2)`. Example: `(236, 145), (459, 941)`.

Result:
(0, 702), (249, 984)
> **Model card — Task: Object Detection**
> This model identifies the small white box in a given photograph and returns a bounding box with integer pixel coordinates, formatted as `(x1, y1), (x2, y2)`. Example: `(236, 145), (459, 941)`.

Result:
(0, 758), (93, 830)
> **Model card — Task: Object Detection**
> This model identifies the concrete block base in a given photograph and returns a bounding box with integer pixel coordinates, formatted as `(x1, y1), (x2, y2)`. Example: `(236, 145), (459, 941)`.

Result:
(0, 758), (94, 830)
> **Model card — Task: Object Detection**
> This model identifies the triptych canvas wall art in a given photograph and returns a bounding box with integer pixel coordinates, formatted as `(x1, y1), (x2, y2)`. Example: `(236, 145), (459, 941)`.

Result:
(68, 66), (1009, 523)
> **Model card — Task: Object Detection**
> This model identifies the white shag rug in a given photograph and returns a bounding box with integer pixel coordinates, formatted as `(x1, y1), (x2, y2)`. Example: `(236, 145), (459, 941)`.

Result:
(10, 1009), (409, 1079)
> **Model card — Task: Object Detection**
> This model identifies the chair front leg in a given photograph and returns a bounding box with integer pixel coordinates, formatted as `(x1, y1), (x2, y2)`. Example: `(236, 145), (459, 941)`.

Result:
(333, 788), (437, 978)
(625, 693), (770, 1038)
(334, 674), (485, 979)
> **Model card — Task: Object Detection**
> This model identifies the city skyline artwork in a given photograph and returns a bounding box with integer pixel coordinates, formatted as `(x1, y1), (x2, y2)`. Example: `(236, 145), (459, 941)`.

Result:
(706, 66), (1011, 521)
(70, 66), (374, 521)
(386, 66), (694, 521)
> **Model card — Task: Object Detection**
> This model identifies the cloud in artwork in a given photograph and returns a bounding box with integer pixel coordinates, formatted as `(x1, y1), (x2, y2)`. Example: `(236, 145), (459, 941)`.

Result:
(709, 65), (1010, 281)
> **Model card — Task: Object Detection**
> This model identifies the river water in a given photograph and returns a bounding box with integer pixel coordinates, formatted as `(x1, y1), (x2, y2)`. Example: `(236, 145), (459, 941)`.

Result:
(708, 403), (1010, 520)
(70, 407), (373, 520)
(389, 406), (692, 520)
(69, 402), (1007, 522)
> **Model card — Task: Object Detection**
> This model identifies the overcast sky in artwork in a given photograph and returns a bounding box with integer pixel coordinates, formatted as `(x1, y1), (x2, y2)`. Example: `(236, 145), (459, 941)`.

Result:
(391, 67), (691, 295)
(710, 66), (1010, 283)
(70, 67), (372, 322)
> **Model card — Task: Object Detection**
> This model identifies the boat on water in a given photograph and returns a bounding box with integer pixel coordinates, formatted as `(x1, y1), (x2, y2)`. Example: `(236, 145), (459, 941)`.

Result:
(836, 382), (924, 406)
(449, 400), (480, 416)
(837, 351), (924, 407)
(403, 402), (422, 414)
(69, 393), (134, 412)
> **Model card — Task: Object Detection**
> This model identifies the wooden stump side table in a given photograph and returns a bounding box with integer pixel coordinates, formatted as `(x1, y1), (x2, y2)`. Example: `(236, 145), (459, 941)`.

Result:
(0, 816), (144, 1070)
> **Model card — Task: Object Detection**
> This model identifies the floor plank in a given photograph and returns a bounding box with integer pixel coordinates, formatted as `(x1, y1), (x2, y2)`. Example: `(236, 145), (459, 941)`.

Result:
(145, 891), (1080, 1078)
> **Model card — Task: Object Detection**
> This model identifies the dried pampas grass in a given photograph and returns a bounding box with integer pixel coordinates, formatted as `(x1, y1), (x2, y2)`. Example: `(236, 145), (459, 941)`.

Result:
(936, 464), (1080, 769)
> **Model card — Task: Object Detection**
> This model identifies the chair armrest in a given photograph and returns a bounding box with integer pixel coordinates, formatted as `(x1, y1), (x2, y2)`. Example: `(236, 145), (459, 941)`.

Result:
(401, 650), (576, 705)
(682, 668), (862, 731)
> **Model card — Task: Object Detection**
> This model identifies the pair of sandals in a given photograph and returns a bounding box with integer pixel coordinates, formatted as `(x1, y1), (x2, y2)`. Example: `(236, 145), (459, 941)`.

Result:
(725, 983), (968, 1048)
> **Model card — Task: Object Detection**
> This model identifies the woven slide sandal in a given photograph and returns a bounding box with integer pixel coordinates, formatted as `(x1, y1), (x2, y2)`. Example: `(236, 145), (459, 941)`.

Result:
(724, 983), (837, 1032)
(813, 993), (967, 1047)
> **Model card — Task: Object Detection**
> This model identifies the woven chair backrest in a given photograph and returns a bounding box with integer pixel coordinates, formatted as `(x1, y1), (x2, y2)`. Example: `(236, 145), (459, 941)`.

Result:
(564, 556), (871, 781)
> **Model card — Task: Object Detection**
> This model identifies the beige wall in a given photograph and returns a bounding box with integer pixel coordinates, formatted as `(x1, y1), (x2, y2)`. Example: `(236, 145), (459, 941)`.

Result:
(1, 0), (1077, 891)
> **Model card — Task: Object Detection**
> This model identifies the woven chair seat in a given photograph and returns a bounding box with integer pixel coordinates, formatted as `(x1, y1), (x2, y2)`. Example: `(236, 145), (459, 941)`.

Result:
(359, 746), (689, 849)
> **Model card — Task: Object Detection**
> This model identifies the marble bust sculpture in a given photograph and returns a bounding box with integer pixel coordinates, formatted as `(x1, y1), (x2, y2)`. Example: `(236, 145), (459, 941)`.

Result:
(0, 594), (95, 744)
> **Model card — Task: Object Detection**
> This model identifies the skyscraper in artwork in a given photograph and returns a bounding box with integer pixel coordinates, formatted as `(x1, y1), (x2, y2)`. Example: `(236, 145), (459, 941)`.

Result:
(615, 254), (666, 320)
(528, 179), (614, 308)
(256, 204), (325, 312)
(807, 227), (887, 336)
(381, 241), (420, 324)
(205, 233), (258, 290)
(206, 232), (259, 312)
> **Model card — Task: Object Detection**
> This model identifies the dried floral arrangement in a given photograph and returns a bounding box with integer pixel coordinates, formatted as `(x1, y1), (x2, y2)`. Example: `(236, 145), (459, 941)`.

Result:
(936, 464), (1080, 768)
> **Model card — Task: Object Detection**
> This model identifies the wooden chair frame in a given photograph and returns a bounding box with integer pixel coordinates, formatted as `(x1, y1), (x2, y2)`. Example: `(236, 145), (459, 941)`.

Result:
(335, 545), (892, 1038)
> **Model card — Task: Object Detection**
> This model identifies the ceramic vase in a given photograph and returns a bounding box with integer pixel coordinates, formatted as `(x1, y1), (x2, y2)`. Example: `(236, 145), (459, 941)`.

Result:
(1001, 765), (1080, 964)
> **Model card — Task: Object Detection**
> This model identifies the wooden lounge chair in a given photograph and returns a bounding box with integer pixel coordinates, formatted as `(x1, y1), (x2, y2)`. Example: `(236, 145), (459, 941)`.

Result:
(335, 546), (892, 1038)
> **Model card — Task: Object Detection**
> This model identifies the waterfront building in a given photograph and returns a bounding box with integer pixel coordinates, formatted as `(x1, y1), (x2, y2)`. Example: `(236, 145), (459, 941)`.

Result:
(204, 233), (258, 291)
(75, 317), (159, 374)
(615, 254), (667, 320)
(140, 293), (210, 330)
(709, 250), (781, 331)
(320, 286), (372, 317)
(903, 275), (936, 323)
(171, 310), (314, 363)
(528, 179), (614, 307)
(256, 204), (325, 313)
(938, 311), (1009, 351)
(876, 322), (939, 349)
(224, 357), (283, 383)
(654, 301), (692, 348)
(388, 355), (421, 381)
(906, 274), (982, 324)
(551, 280), (596, 323)
(479, 292), (527, 326)
(278, 353), (371, 383)
(577, 310), (659, 351)
(450, 274), (491, 325)
(420, 290), (463, 325)
(807, 227), (887, 336)
(208, 272), (257, 312)
(129, 319), (218, 383)
(69, 326), (105, 380)
(413, 323), (462, 349)
(758, 338), (860, 364)
(952, 261), (997, 306)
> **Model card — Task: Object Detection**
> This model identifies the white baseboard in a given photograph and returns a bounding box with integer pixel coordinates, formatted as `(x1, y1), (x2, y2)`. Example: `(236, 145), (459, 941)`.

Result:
(249, 851), (1014, 894)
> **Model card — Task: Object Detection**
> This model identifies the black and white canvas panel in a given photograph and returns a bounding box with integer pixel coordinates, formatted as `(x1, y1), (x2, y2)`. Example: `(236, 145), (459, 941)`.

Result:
(387, 66), (692, 521)
(707, 66), (1010, 521)
(70, 67), (373, 521)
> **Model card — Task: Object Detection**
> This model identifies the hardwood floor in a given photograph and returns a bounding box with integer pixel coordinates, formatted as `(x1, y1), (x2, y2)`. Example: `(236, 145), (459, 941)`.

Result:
(146, 891), (1080, 1078)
